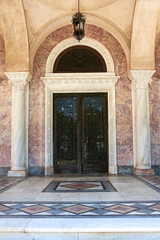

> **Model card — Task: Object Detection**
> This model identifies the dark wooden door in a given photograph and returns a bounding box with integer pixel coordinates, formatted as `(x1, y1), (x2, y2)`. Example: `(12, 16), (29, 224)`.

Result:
(53, 93), (108, 174)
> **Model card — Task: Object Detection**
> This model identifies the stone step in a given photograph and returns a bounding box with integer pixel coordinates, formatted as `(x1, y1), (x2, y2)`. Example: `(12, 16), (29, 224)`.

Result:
(0, 218), (160, 240)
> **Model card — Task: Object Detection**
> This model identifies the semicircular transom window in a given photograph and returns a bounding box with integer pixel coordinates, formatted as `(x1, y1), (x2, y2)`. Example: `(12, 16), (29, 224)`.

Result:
(53, 46), (107, 73)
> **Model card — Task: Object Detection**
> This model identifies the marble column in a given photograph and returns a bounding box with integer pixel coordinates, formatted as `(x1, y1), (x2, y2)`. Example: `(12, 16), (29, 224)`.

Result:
(131, 70), (155, 175)
(5, 72), (31, 177)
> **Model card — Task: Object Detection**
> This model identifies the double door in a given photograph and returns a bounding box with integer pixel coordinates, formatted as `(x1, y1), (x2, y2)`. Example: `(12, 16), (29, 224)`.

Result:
(53, 93), (108, 174)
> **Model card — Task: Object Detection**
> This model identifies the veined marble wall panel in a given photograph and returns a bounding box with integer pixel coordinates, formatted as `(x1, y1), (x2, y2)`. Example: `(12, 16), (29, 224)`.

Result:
(149, 39), (160, 166)
(116, 77), (133, 166)
(30, 24), (133, 172)
(0, 38), (11, 171)
(29, 80), (45, 172)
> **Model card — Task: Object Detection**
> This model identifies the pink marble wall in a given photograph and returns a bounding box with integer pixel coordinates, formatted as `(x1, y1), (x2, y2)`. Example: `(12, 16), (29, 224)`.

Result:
(0, 37), (11, 168)
(86, 25), (133, 166)
(0, 23), (158, 172)
(30, 24), (133, 170)
(149, 39), (160, 166)
(29, 80), (45, 168)
(115, 78), (133, 166)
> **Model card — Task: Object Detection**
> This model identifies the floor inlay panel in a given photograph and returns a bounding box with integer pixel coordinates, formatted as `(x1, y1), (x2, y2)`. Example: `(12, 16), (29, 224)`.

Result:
(0, 201), (159, 218)
(42, 181), (117, 192)
(0, 177), (26, 193)
(135, 175), (160, 193)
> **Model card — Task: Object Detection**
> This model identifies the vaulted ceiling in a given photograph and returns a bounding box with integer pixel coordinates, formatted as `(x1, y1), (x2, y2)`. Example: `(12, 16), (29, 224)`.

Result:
(0, 0), (160, 72)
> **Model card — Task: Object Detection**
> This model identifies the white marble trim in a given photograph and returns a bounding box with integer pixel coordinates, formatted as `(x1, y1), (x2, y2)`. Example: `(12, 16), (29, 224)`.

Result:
(42, 73), (119, 175)
(4, 72), (32, 176)
(130, 70), (155, 170)
(46, 38), (115, 74)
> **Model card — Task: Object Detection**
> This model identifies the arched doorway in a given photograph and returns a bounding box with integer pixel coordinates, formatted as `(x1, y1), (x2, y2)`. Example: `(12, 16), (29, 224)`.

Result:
(53, 46), (108, 174)
(42, 37), (119, 175)
(53, 46), (107, 73)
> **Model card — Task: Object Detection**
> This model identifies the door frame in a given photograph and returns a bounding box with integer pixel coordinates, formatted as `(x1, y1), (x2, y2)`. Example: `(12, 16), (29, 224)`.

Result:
(53, 93), (108, 174)
(42, 72), (119, 175)
(41, 37), (119, 175)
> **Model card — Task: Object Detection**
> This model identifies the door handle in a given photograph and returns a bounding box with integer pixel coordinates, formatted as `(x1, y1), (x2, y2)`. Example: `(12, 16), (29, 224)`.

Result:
(81, 140), (84, 147)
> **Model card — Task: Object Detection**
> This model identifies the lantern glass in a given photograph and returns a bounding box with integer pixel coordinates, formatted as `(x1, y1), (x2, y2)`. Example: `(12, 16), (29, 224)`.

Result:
(75, 21), (80, 31)
(72, 12), (86, 41)
(79, 20), (84, 31)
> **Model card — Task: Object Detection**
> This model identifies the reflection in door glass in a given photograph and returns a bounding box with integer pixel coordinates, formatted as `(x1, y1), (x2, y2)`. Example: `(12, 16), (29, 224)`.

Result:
(56, 97), (77, 161)
(84, 97), (105, 166)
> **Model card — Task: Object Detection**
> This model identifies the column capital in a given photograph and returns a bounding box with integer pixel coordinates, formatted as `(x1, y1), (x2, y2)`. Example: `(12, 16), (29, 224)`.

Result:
(130, 70), (155, 88)
(5, 72), (32, 90)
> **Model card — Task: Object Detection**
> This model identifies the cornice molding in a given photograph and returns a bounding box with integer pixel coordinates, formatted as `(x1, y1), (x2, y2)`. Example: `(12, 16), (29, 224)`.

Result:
(41, 73), (119, 92)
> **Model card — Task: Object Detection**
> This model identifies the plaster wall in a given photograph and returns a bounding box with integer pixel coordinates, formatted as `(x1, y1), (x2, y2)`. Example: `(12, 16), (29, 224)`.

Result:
(0, 0), (29, 71)
(22, 0), (135, 44)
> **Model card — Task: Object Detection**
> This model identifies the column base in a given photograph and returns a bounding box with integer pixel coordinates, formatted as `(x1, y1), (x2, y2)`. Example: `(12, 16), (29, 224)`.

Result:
(7, 170), (27, 177)
(109, 165), (117, 174)
(134, 168), (155, 176)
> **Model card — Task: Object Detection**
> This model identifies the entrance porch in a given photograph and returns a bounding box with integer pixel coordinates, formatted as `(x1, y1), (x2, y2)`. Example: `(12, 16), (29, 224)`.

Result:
(0, 175), (160, 239)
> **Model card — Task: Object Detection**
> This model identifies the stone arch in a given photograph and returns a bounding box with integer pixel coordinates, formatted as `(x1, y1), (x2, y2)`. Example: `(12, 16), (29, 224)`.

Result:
(29, 24), (132, 175)
(30, 14), (130, 73)
(33, 24), (127, 78)
(46, 37), (114, 74)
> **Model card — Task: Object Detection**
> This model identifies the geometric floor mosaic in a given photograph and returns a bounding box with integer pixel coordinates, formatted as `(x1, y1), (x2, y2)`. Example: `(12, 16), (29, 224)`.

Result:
(42, 181), (117, 192)
(0, 176), (25, 193)
(0, 175), (159, 218)
(0, 201), (159, 218)
(135, 175), (160, 193)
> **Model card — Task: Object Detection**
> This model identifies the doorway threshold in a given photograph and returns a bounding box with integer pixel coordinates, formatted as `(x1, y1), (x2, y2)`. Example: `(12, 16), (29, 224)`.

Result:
(52, 173), (111, 178)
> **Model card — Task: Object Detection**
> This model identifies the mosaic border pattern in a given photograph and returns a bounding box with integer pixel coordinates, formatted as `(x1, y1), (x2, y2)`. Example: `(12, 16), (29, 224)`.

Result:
(134, 175), (160, 193)
(0, 201), (159, 218)
(0, 177), (28, 194)
(42, 181), (117, 192)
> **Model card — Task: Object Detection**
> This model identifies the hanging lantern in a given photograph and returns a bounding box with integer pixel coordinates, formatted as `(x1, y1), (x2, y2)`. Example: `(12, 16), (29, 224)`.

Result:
(72, 1), (86, 41)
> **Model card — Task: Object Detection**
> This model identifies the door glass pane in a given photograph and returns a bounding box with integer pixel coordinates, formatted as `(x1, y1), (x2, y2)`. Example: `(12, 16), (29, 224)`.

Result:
(54, 94), (107, 174)
(83, 96), (106, 172)
(56, 97), (77, 161)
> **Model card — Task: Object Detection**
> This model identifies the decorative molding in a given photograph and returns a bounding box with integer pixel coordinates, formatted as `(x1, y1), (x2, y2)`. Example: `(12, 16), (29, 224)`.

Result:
(42, 72), (119, 175)
(42, 73), (119, 92)
(42, 36), (120, 175)
(130, 70), (155, 89)
(5, 72), (32, 90)
(45, 38), (115, 74)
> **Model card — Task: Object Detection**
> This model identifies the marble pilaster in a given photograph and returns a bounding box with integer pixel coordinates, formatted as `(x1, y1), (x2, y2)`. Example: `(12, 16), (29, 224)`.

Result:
(5, 72), (31, 177)
(131, 70), (155, 175)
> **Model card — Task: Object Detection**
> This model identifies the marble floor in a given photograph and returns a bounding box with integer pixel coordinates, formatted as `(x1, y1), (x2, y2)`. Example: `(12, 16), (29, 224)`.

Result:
(0, 175), (160, 239)
(0, 175), (159, 217)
